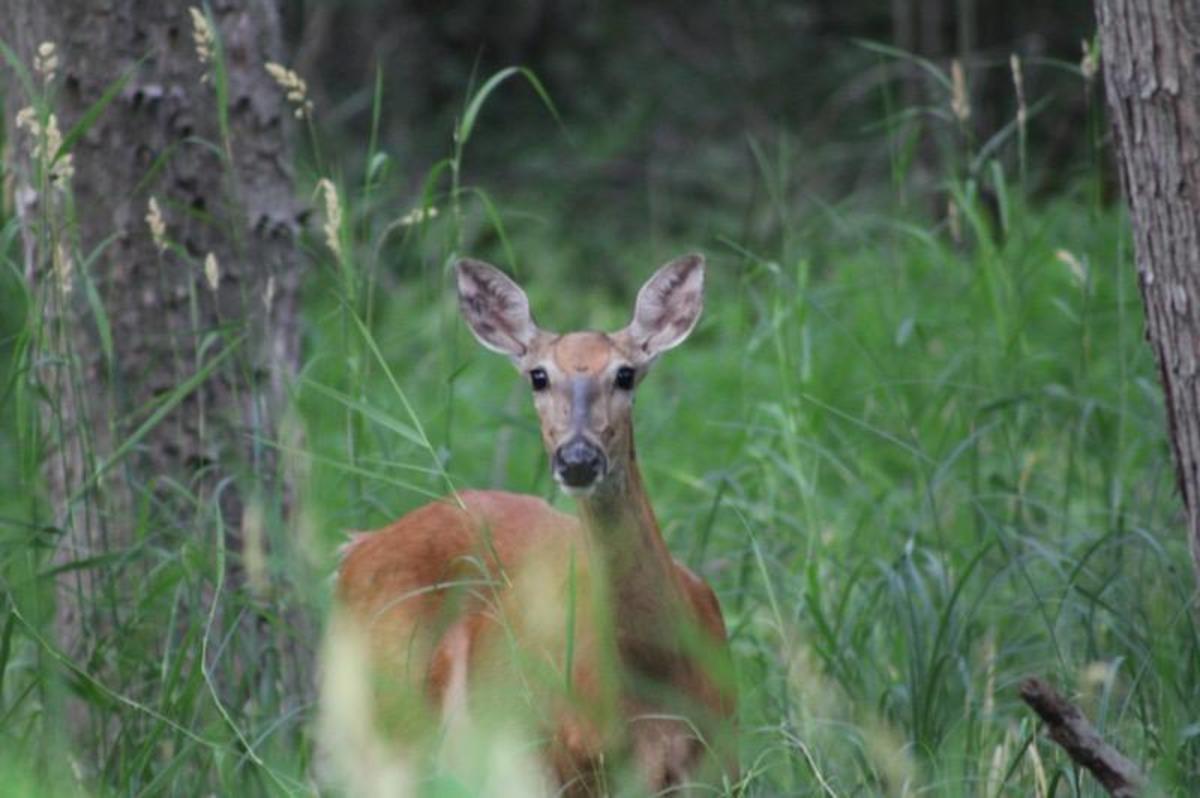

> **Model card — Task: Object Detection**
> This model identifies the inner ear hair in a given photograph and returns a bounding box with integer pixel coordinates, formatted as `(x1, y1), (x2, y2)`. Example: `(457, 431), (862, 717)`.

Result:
(455, 258), (541, 359)
(627, 253), (705, 359)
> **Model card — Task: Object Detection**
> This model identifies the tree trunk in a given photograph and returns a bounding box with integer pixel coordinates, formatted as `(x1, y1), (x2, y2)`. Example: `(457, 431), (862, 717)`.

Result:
(1096, 0), (1200, 582)
(6, 0), (308, 751)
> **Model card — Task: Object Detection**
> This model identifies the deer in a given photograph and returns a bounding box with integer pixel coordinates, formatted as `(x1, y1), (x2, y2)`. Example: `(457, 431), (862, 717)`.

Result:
(328, 254), (735, 795)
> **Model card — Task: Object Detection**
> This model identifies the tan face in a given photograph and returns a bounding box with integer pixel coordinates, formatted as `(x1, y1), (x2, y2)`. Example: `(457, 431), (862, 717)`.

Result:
(520, 331), (640, 492)
(456, 255), (704, 495)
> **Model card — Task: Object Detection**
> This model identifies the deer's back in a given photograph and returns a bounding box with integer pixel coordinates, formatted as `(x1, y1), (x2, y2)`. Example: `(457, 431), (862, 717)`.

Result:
(337, 490), (576, 613)
(336, 490), (581, 672)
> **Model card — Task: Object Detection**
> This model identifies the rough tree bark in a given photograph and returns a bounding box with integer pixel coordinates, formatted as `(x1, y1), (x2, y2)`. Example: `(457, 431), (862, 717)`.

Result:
(1097, 1), (1200, 584)
(6, 0), (306, 706)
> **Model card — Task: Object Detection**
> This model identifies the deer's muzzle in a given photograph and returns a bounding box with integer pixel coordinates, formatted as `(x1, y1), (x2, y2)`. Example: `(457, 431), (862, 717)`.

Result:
(553, 437), (607, 489)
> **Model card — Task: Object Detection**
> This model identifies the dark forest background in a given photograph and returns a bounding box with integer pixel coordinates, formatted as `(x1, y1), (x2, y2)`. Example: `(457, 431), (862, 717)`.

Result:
(283, 1), (1104, 265)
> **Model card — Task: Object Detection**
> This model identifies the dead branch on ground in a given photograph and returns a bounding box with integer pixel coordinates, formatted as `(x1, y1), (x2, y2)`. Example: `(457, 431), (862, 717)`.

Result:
(1019, 676), (1145, 798)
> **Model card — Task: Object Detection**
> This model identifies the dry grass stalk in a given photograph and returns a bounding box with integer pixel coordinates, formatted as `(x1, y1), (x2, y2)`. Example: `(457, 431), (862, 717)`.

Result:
(1010, 54), (1027, 133)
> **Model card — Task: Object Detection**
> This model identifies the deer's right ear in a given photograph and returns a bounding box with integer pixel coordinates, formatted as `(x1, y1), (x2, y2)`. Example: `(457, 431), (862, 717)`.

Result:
(455, 258), (540, 360)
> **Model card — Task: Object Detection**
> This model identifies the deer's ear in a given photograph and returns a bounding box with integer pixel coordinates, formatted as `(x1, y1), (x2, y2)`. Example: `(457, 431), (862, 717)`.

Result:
(624, 254), (705, 362)
(455, 258), (540, 360)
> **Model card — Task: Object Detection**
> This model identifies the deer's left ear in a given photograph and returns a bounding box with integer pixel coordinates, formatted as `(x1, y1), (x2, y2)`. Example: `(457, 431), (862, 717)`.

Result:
(624, 254), (705, 363)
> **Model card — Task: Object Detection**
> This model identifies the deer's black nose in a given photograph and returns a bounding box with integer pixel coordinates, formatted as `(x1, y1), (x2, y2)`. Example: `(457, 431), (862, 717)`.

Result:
(553, 438), (607, 488)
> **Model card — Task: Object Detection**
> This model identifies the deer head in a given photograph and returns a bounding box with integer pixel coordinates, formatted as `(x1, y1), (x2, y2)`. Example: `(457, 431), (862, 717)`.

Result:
(456, 254), (705, 496)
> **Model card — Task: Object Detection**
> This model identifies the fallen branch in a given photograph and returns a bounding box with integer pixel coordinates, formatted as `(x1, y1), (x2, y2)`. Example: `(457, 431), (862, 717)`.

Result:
(1019, 676), (1145, 798)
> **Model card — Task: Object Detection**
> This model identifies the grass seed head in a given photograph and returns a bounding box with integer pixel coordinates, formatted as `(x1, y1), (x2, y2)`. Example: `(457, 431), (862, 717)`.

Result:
(146, 197), (167, 253)
(947, 197), (962, 245)
(16, 107), (73, 189)
(189, 7), (215, 78)
(45, 116), (72, 187)
(316, 178), (342, 259)
(399, 206), (438, 226)
(14, 107), (38, 148)
(34, 41), (58, 84)
(241, 500), (269, 599)
(985, 727), (1014, 795)
(950, 59), (970, 124)
(1055, 248), (1088, 286)
(1081, 38), (1099, 83)
(53, 242), (74, 296)
(265, 62), (314, 119)
(204, 252), (220, 291)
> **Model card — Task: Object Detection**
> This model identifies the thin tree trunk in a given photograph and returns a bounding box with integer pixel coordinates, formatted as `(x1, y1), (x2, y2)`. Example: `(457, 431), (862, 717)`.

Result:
(6, 0), (309, 745)
(1096, 0), (1200, 583)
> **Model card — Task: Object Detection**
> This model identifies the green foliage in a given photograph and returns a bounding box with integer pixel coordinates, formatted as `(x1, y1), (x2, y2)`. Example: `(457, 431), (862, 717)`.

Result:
(1, 24), (1195, 798)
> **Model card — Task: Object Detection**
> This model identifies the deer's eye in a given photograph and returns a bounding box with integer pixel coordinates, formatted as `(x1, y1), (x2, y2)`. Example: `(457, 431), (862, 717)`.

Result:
(529, 368), (549, 392)
(615, 366), (636, 390)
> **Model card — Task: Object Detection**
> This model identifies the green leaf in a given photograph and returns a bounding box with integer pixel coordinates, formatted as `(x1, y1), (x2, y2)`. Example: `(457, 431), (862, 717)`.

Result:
(55, 58), (143, 164)
(66, 335), (245, 505)
(0, 38), (37, 105)
(457, 66), (565, 146)
(299, 375), (425, 448)
(77, 233), (120, 371)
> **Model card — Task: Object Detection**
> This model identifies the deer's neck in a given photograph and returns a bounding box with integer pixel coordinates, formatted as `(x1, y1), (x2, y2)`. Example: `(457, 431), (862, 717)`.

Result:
(575, 455), (681, 644)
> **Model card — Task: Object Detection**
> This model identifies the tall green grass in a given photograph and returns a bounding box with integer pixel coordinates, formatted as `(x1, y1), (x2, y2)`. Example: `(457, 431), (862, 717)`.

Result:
(1, 34), (1195, 798)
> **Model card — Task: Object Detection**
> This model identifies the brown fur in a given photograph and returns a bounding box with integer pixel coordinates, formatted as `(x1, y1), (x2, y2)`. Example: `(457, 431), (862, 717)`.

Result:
(551, 332), (615, 374)
(333, 255), (733, 793)
(335, 488), (734, 794)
